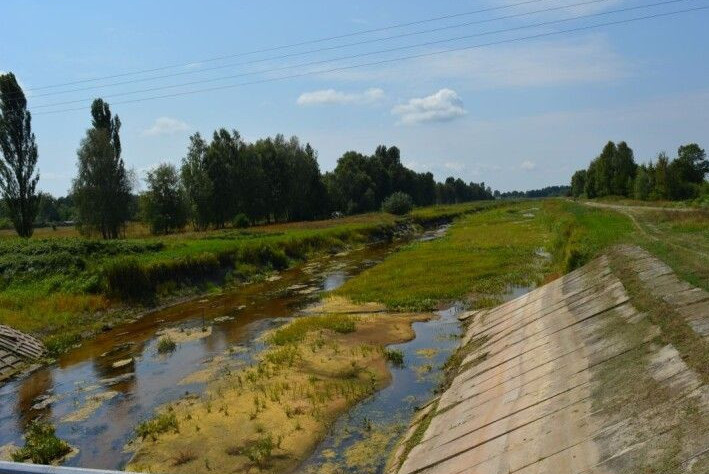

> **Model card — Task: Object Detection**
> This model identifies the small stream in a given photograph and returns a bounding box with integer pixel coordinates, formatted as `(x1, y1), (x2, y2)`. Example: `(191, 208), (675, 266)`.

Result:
(0, 243), (393, 470)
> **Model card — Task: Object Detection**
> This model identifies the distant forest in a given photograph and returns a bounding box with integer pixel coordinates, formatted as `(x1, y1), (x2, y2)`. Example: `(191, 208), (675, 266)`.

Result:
(496, 185), (571, 199)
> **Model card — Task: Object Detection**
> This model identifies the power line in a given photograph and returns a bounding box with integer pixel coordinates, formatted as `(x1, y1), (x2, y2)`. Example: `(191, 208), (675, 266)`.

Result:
(24, 0), (555, 92)
(34, 5), (709, 116)
(31, 0), (699, 110)
(29, 0), (620, 99)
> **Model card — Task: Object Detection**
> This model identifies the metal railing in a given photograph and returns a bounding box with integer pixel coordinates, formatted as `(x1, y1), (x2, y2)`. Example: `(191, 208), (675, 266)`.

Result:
(0, 462), (138, 474)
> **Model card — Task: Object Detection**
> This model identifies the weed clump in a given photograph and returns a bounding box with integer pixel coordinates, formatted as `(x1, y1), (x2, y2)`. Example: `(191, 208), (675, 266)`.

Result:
(172, 450), (197, 466)
(12, 421), (71, 464)
(384, 348), (405, 367)
(156, 336), (177, 354)
(269, 314), (356, 346)
(136, 410), (179, 440)
(243, 434), (275, 467)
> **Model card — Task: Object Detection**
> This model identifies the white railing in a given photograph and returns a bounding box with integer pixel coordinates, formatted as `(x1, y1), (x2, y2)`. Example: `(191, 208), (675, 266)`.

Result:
(0, 462), (139, 474)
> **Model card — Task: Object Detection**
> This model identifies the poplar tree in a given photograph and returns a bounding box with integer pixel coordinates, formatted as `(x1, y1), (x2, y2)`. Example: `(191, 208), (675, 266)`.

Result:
(0, 73), (40, 237)
(72, 99), (131, 239)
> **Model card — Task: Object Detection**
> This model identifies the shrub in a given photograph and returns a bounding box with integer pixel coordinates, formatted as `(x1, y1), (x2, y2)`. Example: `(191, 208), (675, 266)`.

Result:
(12, 421), (71, 464)
(382, 192), (413, 215)
(233, 213), (250, 229)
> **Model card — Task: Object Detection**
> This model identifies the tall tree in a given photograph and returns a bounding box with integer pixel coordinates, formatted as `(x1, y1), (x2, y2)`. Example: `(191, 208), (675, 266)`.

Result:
(181, 133), (212, 230)
(141, 163), (188, 234)
(72, 99), (131, 239)
(0, 73), (40, 237)
(570, 170), (587, 198)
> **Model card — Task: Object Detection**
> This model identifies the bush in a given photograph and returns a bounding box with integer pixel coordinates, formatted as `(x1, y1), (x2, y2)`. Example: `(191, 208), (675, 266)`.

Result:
(233, 213), (250, 229)
(382, 192), (413, 215)
(12, 421), (71, 464)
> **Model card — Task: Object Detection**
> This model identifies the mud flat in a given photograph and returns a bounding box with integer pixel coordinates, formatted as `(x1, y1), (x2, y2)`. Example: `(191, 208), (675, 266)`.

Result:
(392, 245), (709, 473)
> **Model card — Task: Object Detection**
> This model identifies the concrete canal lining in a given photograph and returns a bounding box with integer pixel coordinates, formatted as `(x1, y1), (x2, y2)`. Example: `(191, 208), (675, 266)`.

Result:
(392, 246), (709, 474)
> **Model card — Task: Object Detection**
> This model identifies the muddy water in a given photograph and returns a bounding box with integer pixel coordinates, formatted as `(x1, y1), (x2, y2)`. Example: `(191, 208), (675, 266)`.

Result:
(0, 244), (393, 470)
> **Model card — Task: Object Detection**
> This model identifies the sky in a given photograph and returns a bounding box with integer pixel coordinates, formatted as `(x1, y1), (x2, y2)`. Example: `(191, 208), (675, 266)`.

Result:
(2, 0), (708, 195)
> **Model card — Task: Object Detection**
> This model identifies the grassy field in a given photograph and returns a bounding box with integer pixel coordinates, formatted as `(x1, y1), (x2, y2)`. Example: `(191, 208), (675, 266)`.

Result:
(336, 200), (637, 310)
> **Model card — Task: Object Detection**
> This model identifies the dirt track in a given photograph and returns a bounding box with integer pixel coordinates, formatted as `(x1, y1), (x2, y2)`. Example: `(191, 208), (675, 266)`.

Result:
(392, 246), (709, 473)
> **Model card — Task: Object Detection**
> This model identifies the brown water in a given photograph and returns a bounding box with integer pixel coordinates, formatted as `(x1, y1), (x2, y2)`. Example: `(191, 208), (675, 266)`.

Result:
(0, 244), (393, 470)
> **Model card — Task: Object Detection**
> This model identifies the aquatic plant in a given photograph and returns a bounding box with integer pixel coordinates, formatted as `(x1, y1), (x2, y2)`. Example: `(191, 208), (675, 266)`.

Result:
(384, 348), (405, 367)
(11, 421), (71, 464)
(135, 409), (179, 440)
(156, 336), (177, 354)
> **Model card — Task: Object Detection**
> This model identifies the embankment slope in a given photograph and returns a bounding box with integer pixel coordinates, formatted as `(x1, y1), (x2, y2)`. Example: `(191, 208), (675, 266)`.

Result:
(392, 245), (708, 473)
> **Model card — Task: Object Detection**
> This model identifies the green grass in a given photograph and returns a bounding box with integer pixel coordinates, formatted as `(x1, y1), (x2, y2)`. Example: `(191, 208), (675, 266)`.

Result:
(544, 200), (635, 273)
(12, 421), (71, 464)
(336, 202), (555, 310)
(268, 314), (357, 346)
(336, 200), (638, 310)
(136, 409), (180, 441)
(409, 201), (497, 224)
(0, 213), (398, 352)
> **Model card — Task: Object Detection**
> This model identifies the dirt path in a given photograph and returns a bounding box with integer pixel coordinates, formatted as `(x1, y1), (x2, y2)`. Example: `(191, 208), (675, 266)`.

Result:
(392, 247), (708, 473)
(583, 200), (709, 262)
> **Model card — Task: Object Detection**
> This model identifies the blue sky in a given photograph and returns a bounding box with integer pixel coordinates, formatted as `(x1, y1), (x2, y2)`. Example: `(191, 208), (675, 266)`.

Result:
(2, 0), (708, 195)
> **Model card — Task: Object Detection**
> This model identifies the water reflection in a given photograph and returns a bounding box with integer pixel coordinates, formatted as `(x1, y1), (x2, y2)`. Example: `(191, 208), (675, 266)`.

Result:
(0, 244), (390, 469)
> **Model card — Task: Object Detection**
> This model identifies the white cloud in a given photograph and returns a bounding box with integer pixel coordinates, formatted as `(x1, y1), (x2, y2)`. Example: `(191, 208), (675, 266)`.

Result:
(142, 117), (189, 137)
(392, 89), (467, 125)
(521, 160), (537, 170)
(296, 88), (384, 106)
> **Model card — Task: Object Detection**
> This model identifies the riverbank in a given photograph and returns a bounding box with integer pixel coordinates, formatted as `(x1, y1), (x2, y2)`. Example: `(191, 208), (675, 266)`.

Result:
(0, 204), (496, 358)
(0, 214), (402, 357)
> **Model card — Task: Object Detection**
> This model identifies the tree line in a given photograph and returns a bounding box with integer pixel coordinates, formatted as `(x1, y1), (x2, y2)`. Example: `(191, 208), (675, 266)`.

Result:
(0, 72), (494, 238)
(495, 185), (571, 199)
(570, 141), (709, 201)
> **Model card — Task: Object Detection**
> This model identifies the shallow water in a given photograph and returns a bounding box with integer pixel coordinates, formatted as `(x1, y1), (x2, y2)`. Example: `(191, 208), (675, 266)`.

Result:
(299, 304), (464, 473)
(300, 282), (536, 473)
(0, 244), (392, 470)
